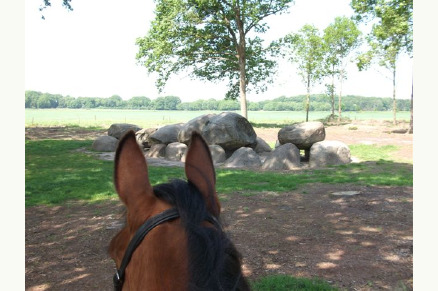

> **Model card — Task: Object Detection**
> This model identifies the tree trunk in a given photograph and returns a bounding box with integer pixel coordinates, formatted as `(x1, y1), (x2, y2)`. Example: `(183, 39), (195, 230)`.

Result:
(409, 76), (413, 134)
(337, 69), (344, 124)
(392, 67), (397, 125)
(331, 70), (335, 118)
(239, 58), (247, 119)
(306, 74), (310, 122)
(236, 8), (247, 119)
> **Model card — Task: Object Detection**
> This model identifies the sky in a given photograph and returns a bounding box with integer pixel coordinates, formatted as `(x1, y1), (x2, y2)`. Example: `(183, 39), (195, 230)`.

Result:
(24, 0), (413, 102)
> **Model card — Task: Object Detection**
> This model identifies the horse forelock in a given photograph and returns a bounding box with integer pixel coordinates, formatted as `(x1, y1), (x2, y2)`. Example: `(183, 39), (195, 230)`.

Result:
(153, 179), (249, 290)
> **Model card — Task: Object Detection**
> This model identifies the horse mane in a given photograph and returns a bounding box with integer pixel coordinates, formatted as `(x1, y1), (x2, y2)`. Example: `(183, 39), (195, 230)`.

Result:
(153, 179), (249, 290)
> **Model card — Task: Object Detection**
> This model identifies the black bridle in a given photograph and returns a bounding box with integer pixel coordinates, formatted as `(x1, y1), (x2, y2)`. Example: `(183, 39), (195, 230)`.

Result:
(113, 208), (180, 291)
(113, 207), (222, 291)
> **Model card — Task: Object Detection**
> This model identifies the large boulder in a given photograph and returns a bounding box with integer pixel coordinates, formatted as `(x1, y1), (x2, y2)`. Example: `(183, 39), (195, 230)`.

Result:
(149, 123), (185, 145)
(261, 143), (301, 170)
(209, 145), (227, 164)
(145, 144), (166, 158)
(223, 147), (262, 169)
(309, 141), (351, 167)
(201, 112), (257, 151)
(108, 123), (142, 139)
(254, 137), (272, 153)
(92, 136), (119, 152)
(165, 142), (187, 162)
(278, 121), (325, 150)
(136, 128), (158, 148)
(178, 114), (216, 144)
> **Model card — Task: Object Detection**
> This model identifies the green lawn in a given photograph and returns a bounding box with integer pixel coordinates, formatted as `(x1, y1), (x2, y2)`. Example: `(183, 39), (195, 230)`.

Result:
(25, 139), (412, 207)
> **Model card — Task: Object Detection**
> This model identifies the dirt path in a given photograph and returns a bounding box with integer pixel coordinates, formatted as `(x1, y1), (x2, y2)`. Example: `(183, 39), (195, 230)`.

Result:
(25, 122), (413, 290)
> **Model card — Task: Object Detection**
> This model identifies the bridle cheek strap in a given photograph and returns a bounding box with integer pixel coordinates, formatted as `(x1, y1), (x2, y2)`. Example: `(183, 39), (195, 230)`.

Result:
(113, 208), (180, 291)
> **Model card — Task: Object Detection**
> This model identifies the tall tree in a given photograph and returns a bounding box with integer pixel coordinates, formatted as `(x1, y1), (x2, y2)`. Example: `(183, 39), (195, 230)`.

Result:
(323, 16), (361, 123)
(281, 24), (325, 122)
(352, 0), (413, 126)
(136, 0), (293, 119)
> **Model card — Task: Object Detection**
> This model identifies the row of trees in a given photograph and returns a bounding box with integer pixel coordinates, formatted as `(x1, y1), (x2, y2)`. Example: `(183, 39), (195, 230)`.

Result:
(25, 90), (410, 111)
(25, 91), (181, 110)
(41, 0), (412, 128)
(134, 0), (412, 126)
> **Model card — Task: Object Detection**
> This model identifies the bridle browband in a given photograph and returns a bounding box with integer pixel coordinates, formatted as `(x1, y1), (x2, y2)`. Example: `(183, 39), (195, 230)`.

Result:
(113, 207), (222, 291)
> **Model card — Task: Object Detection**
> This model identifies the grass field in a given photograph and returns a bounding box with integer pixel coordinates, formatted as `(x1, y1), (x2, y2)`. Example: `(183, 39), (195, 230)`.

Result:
(25, 108), (411, 128)
(25, 139), (412, 207)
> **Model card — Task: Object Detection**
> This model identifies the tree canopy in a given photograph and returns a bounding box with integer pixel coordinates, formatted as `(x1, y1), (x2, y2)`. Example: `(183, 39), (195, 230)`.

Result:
(136, 0), (294, 118)
(323, 16), (361, 121)
(281, 24), (325, 121)
(352, 0), (413, 125)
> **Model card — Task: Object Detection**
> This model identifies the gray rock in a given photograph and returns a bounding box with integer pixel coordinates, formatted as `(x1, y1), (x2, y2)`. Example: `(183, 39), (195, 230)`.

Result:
(261, 143), (301, 170)
(145, 144), (166, 158)
(149, 123), (185, 145)
(135, 128), (158, 148)
(278, 121), (325, 150)
(223, 147), (262, 169)
(165, 142), (188, 162)
(209, 145), (226, 164)
(254, 137), (272, 153)
(108, 123), (142, 139)
(202, 112), (257, 151)
(178, 114), (216, 144)
(92, 136), (119, 152)
(309, 140), (351, 167)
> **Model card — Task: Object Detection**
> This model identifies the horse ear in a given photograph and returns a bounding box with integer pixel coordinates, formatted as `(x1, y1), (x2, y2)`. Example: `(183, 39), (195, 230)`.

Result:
(114, 131), (154, 208)
(185, 132), (220, 216)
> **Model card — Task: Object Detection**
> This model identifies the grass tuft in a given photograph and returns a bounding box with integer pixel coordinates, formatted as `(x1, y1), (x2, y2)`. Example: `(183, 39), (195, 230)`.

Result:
(251, 274), (338, 291)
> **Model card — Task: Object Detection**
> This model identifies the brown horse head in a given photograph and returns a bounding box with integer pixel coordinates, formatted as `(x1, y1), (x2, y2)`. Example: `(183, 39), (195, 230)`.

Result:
(109, 131), (250, 290)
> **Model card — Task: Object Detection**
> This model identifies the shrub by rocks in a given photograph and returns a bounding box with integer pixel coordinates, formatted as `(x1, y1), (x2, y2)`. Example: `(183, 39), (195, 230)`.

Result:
(261, 143), (301, 170)
(223, 147), (261, 169)
(92, 136), (119, 152)
(278, 121), (325, 150)
(108, 123), (142, 139)
(309, 141), (351, 167)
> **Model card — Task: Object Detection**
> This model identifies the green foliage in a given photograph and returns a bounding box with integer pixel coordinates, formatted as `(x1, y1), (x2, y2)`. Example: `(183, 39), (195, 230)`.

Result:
(25, 91), (412, 113)
(251, 274), (338, 291)
(282, 25), (325, 88)
(135, 0), (293, 117)
(352, 0), (413, 70)
(280, 24), (325, 121)
(323, 16), (361, 116)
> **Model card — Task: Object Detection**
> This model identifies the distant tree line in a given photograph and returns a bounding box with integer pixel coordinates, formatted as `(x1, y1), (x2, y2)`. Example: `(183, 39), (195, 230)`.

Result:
(25, 90), (410, 111)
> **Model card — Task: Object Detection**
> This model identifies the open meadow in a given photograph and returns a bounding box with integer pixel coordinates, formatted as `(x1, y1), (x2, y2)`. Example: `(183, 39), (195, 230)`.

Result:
(25, 108), (411, 128)
(25, 109), (412, 290)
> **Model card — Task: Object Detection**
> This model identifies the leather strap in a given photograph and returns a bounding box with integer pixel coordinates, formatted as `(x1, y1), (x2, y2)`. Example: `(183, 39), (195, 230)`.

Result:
(113, 208), (180, 290)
